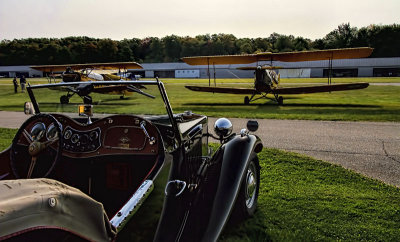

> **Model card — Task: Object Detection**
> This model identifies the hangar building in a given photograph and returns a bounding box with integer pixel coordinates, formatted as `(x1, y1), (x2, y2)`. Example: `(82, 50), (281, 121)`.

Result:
(140, 57), (400, 79)
(0, 57), (399, 79)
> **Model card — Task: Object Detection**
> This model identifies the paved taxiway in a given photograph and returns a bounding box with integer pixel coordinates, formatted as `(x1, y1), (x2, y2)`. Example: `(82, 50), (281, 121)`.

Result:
(209, 118), (400, 187)
(1, 111), (399, 186)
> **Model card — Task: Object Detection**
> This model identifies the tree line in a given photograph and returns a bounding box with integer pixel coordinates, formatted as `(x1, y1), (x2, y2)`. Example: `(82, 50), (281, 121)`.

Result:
(0, 23), (399, 66)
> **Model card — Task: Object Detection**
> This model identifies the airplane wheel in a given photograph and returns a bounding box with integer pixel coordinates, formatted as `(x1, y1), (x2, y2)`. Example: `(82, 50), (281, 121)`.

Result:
(83, 96), (92, 104)
(120, 96), (124, 99)
(278, 96), (283, 105)
(60, 95), (69, 104)
(244, 96), (250, 105)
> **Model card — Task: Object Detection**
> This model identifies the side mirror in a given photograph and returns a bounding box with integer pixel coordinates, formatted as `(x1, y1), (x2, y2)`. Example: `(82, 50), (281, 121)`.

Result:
(24, 102), (35, 115)
(247, 120), (259, 132)
(214, 118), (233, 139)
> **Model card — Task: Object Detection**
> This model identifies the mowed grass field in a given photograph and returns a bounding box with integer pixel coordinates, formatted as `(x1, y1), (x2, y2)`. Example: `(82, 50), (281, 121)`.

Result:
(1, 77), (399, 121)
(0, 129), (400, 241)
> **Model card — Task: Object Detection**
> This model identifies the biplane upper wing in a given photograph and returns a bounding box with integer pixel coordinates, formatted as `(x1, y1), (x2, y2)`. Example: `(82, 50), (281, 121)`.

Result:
(31, 62), (143, 72)
(273, 82), (369, 94)
(257, 47), (373, 62)
(185, 85), (257, 94)
(182, 47), (373, 65)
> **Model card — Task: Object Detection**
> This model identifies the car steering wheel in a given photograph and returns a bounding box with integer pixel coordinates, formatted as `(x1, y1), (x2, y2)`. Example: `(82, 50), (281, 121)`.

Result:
(10, 114), (63, 178)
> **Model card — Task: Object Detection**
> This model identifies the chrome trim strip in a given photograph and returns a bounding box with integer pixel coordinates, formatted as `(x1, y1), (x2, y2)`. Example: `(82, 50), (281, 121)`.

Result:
(110, 180), (154, 230)
(0, 173), (9, 180)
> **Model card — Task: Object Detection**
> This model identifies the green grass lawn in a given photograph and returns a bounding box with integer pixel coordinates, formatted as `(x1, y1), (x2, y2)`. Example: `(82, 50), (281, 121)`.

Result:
(220, 148), (400, 241)
(1, 128), (399, 241)
(0, 128), (15, 150)
(0, 77), (399, 122)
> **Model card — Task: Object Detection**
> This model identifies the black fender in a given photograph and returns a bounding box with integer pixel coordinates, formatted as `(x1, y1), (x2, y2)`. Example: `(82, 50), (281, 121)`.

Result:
(201, 134), (262, 241)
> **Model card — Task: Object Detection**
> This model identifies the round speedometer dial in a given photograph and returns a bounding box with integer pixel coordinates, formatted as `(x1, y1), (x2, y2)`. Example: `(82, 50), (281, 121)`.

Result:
(89, 130), (98, 141)
(71, 134), (80, 144)
(46, 123), (62, 140)
(64, 130), (72, 139)
(30, 122), (46, 140)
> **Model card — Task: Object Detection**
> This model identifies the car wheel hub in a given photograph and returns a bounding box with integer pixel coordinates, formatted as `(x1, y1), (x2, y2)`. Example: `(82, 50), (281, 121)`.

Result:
(245, 163), (257, 208)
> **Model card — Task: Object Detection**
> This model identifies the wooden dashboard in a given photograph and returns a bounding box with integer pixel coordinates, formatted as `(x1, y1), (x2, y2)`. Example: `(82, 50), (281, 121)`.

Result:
(34, 114), (160, 158)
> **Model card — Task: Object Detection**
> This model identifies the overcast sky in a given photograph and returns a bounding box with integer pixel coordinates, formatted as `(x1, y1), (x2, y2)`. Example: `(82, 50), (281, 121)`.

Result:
(1, 0), (399, 41)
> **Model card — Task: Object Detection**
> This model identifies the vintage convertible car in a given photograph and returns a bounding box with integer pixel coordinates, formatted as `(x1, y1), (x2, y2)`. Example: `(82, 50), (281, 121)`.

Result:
(0, 80), (263, 241)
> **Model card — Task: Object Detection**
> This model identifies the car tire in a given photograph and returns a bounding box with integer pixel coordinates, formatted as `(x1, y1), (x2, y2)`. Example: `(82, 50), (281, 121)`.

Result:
(232, 156), (260, 221)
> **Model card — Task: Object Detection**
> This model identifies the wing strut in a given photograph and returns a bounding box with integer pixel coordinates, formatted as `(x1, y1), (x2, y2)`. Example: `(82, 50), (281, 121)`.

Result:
(213, 62), (216, 87)
(207, 58), (211, 87)
(328, 52), (333, 85)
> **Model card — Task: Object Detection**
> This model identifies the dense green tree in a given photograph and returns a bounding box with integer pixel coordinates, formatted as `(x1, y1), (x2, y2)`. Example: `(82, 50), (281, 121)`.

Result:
(181, 36), (201, 57)
(293, 37), (311, 51)
(274, 35), (295, 52)
(145, 38), (164, 62)
(323, 23), (358, 48)
(236, 38), (254, 54)
(117, 40), (134, 62)
(162, 35), (182, 62)
(0, 23), (399, 65)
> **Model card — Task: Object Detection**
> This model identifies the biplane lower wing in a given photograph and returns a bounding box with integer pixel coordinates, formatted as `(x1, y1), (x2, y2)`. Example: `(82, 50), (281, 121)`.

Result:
(91, 85), (130, 94)
(185, 82), (369, 95)
(185, 85), (257, 95)
(48, 84), (132, 94)
(273, 82), (369, 94)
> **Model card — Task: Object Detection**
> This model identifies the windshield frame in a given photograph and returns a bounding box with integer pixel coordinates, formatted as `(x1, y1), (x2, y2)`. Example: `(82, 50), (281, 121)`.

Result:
(26, 79), (182, 145)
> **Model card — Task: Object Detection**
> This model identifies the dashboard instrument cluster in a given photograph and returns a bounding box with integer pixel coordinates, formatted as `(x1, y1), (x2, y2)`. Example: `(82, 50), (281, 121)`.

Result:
(62, 127), (101, 153)
(51, 114), (159, 157)
(24, 114), (160, 158)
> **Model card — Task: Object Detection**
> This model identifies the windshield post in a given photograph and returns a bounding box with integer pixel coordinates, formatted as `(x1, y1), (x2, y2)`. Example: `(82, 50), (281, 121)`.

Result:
(156, 79), (182, 146)
(27, 84), (40, 114)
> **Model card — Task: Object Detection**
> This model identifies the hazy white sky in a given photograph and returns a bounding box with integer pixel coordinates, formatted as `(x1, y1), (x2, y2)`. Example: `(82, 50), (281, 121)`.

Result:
(1, 0), (399, 40)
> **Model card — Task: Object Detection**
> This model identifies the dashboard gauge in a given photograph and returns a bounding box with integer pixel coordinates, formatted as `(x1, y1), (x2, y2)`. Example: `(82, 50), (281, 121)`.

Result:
(30, 122), (46, 140)
(64, 129), (72, 139)
(46, 123), (61, 140)
(71, 134), (80, 144)
(80, 134), (89, 145)
(89, 130), (98, 141)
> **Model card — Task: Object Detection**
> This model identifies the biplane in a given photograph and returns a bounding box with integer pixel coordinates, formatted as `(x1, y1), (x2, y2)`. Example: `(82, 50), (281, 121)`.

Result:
(182, 47), (373, 105)
(31, 62), (144, 104)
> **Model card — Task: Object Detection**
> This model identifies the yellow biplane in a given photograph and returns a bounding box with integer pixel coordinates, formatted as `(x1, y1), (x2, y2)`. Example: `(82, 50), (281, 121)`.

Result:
(182, 47), (373, 105)
(31, 62), (144, 104)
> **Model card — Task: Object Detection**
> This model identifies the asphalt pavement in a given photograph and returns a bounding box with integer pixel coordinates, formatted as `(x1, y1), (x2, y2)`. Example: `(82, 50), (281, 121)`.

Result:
(1, 111), (399, 187)
(209, 117), (400, 187)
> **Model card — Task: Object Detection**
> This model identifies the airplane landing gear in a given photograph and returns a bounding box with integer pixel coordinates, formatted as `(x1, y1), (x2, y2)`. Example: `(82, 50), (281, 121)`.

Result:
(120, 95), (124, 100)
(278, 96), (283, 105)
(60, 95), (70, 104)
(244, 96), (250, 105)
(83, 96), (92, 104)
